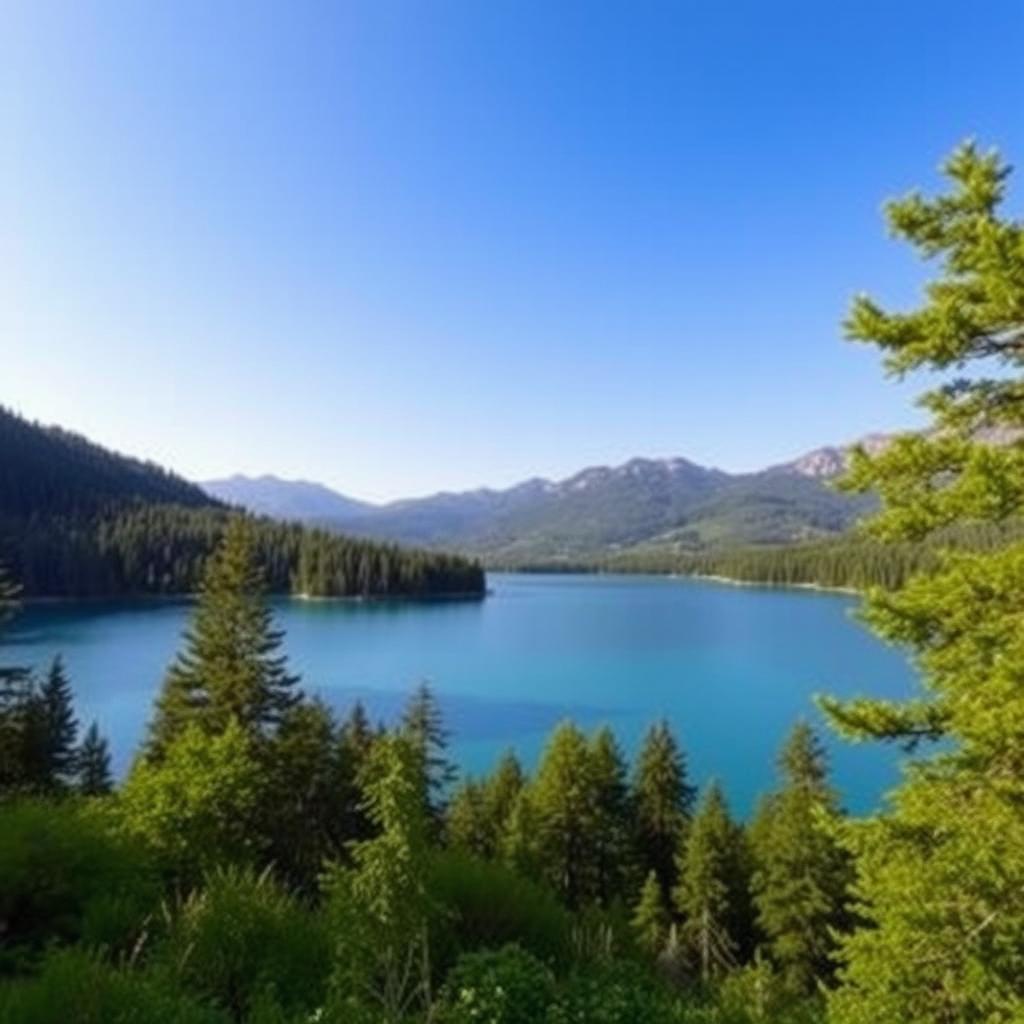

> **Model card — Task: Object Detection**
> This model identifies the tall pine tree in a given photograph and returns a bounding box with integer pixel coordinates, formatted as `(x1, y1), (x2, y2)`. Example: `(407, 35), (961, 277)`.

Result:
(823, 142), (1024, 1022)
(632, 720), (696, 901)
(401, 682), (457, 832)
(146, 517), (301, 756)
(588, 726), (633, 906)
(750, 722), (851, 994)
(77, 720), (113, 796)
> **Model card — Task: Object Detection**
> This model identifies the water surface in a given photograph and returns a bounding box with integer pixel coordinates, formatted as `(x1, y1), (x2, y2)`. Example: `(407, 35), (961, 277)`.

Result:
(2, 574), (918, 816)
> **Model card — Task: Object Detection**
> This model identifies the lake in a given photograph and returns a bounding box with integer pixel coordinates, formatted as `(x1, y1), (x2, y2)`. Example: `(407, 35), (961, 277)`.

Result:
(1, 573), (918, 816)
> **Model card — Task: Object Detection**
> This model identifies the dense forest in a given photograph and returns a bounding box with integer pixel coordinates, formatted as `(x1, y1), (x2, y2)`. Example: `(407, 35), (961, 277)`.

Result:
(0, 406), (484, 599)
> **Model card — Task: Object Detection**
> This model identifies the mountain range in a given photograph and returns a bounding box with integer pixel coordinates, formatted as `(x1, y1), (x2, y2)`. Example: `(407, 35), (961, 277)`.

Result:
(203, 438), (887, 564)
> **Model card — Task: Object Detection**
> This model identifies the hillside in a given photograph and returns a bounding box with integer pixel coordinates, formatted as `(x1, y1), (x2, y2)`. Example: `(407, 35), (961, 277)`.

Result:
(0, 406), (484, 599)
(209, 441), (886, 563)
(202, 474), (373, 522)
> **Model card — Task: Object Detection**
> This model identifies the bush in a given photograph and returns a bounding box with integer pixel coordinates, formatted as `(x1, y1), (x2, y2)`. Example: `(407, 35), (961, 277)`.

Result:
(0, 948), (229, 1024)
(546, 960), (678, 1024)
(428, 851), (573, 975)
(156, 865), (330, 1020)
(436, 945), (555, 1024)
(0, 799), (159, 974)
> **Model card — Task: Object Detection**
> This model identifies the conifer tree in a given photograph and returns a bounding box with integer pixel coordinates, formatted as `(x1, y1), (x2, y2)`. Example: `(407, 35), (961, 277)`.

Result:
(499, 786), (544, 880)
(632, 869), (670, 957)
(673, 781), (747, 983)
(632, 719), (696, 901)
(750, 722), (850, 994)
(482, 748), (525, 848)
(0, 562), (31, 794)
(588, 726), (633, 906)
(77, 720), (113, 796)
(822, 142), (1024, 1022)
(146, 517), (301, 756)
(400, 682), (456, 831)
(530, 721), (596, 907)
(445, 778), (492, 856)
(36, 655), (79, 789)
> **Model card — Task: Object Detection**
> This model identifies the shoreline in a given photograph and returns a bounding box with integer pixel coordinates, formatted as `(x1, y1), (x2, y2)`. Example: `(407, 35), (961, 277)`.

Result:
(675, 572), (860, 596)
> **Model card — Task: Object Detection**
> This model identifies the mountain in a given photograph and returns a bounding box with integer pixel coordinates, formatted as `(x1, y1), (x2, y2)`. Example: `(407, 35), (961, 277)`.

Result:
(202, 474), (373, 522)
(214, 438), (890, 563)
(0, 406), (483, 599)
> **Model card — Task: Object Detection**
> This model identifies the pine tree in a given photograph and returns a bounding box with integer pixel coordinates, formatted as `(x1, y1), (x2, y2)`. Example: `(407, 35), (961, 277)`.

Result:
(632, 869), (670, 957)
(588, 726), (633, 906)
(0, 562), (32, 794)
(821, 142), (1024, 1022)
(37, 655), (79, 789)
(146, 517), (301, 756)
(632, 720), (696, 901)
(750, 722), (850, 994)
(482, 748), (524, 847)
(530, 721), (596, 907)
(445, 778), (492, 856)
(673, 782), (747, 983)
(77, 720), (113, 795)
(400, 682), (456, 831)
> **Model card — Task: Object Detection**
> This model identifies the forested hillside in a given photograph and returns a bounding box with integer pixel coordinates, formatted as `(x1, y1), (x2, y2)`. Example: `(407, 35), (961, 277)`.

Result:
(0, 406), (484, 599)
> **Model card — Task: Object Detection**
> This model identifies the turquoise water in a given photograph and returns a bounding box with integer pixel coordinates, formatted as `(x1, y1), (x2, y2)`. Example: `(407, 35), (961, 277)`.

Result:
(1, 573), (918, 816)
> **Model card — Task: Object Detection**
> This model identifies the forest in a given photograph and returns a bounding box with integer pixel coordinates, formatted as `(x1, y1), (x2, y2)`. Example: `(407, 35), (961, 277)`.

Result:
(1, 143), (1023, 1022)
(0, 406), (484, 600)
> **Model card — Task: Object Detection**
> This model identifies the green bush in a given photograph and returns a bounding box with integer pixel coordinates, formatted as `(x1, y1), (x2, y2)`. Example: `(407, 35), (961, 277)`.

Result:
(156, 864), (330, 1020)
(0, 948), (229, 1024)
(437, 945), (555, 1024)
(0, 799), (159, 974)
(428, 851), (573, 974)
(546, 960), (678, 1024)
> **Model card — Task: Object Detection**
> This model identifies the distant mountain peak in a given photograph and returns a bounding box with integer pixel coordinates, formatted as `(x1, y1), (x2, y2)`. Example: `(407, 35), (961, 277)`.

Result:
(201, 474), (374, 522)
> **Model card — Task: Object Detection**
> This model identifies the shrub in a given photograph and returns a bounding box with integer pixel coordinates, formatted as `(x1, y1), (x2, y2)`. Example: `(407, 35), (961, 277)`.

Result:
(546, 960), (678, 1024)
(0, 948), (229, 1024)
(437, 945), (555, 1024)
(428, 851), (573, 975)
(157, 865), (330, 1020)
(0, 799), (159, 974)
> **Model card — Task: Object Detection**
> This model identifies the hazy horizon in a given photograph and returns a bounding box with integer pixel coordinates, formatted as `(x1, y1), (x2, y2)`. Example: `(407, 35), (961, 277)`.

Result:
(7, 2), (1023, 501)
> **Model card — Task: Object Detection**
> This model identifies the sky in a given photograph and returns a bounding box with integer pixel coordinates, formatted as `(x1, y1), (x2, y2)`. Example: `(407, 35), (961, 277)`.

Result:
(4, 2), (1023, 502)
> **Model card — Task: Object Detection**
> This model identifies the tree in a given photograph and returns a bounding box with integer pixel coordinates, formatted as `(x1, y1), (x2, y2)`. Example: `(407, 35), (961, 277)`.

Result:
(750, 722), (850, 994)
(823, 142), (1024, 1022)
(446, 778), (492, 857)
(146, 517), (301, 757)
(36, 656), (79, 790)
(632, 869), (670, 957)
(0, 562), (32, 795)
(588, 726), (633, 906)
(484, 749), (525, 836)
(673, 782), (747, 982)
(323, 733), (435, 1023)
(120, 719), (266, 878)
(632, 720), (695, 901)
(400, 682), (456, 832)
(530, 721), (597, 908)
(77, 720), (113, 796)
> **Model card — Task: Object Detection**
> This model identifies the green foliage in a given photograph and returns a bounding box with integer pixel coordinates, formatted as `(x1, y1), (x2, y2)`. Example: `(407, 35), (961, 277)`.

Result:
(0, 799), (158, 974)
(0, 949), (231, 1024)
(119, 720), (266, 879)
(588, 727), (633, 906)
(401, 681), (457, 832)
(749, 723), (850, 994)
(77, 720), (114, 796)
(147, 518), (302, 755)
(437, 945), (555, 1024)
(674, 783), (750, 982)
(547, 960), (678, 1024)
(157, 865), (329, 1021)
(428, 851), (573, 974)
(322, 733), (436, 1023)
(632, 870), (670, 957)
(822, 143), (1024, 1021)
(633, 719), (696, 901)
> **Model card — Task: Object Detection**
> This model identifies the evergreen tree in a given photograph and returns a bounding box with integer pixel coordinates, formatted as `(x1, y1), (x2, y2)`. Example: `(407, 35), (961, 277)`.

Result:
(673, 782), (747, 983)
(482, 748), (525, 848)
(632, 869), (670, 957)
(400, 682), (456, 831)
(146, 517), (301, 756)
(530, 721), (596, 908)
(588, 726), (633, 906)
(821, 142), (1024, 1022)
(632, 720), (696, 901)
(36, 656), (79, 789)
(750, 722), (850, 994)
(499, 786), (544, 880)
(445, 778), (492, 856)
(76, 720), (113, 796)
(0, 562), (32, 795)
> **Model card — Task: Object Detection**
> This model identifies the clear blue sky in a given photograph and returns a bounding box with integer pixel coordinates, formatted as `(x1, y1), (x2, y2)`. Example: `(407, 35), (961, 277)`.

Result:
(5, 2), (1023, 501)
